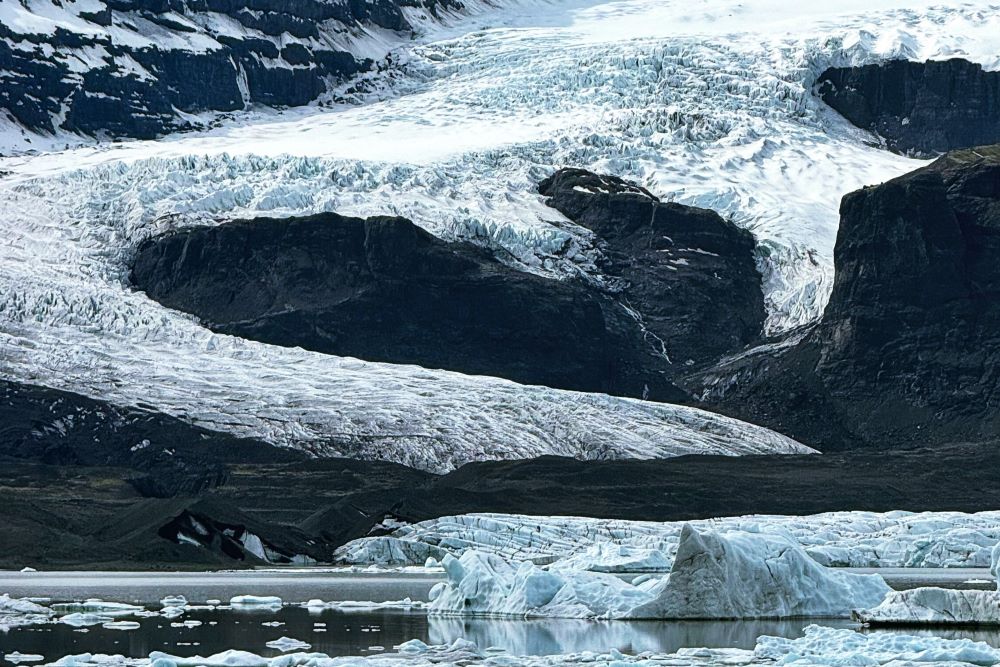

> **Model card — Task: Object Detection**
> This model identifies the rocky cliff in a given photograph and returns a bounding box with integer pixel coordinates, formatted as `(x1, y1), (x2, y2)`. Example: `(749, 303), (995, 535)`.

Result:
(817, 58), (1000, 156)
(0, 0), (458, 143)
(692, 146), (1000, 450)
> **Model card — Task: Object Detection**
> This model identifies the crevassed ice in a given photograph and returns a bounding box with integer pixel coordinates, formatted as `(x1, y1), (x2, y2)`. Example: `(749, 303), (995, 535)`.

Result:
(1, 0), (999, 468)
(334, 510), (1000, 570)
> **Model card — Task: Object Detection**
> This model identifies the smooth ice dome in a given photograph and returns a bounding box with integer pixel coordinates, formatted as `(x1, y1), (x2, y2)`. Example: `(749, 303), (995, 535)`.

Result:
(427, 525), (889, 618)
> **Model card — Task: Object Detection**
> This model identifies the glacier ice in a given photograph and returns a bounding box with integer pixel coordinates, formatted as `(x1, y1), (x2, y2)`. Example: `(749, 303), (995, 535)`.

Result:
(334, 510), (1000, 570)
(2, 0), (999, 468)
(855, 588), (1000, 626)
(426, 525), (890, 618)
(755, 624), (1000, 666)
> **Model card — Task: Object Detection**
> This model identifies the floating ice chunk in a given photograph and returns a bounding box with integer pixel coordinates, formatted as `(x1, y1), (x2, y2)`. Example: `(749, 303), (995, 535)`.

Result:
(102, 621), (141, 630)
(19, 567), (37, 573)
(264, 637), (311, 652)
(52, 600), (144, 617)
(4, 652), (44, 664)
(302, 600), (325, 609)
(59, 613), (113, 627)
(161, 607), (185, 619)
(148, 650), (270, 667)
(230, 596), (282, 608)
(755, 624), (1000, 665)
(160, 596), (187, 607)
(855, 587), (1000, 625)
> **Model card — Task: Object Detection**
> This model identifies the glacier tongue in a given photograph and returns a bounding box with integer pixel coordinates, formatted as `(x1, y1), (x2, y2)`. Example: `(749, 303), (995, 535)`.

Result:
(2, 0), (1000, 465)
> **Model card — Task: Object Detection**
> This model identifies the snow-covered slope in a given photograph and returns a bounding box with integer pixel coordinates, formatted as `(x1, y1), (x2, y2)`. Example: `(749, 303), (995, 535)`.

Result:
(334, 511), (1000, 569)
(1, 0), (999, 467)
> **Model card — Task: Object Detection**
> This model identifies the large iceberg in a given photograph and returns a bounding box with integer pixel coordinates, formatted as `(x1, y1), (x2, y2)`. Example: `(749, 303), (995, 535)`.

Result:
(427, 525), (889, 619)
(335, 510), (1000, 570)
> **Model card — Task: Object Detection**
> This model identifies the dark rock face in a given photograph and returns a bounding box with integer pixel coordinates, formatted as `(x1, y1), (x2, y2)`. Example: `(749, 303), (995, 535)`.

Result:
(131, 211), (687, 401)
(0, 0), (457, 142)
(539, 168), (765, 366)
(691, 146), (1000, 451)
(817, 58), (1000, 156)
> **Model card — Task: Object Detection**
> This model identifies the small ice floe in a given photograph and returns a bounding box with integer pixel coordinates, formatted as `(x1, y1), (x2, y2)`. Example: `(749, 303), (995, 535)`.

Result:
(19, 567), (37, 573)
(230, 596), (282, 608)
(265, 637), (311, 652)
(59, 613), (113, 627)
(261, 621), (283, 627)
(102, 621), (141, 631)
(160, 596), (187, 607)
(52, 600), (144, 617)
(162, 607), (185, 619)
(301, 598), (423, 611)
(4, 652), (44, 664)
(206, 600), (222, 605)
(170, 620), (202, 628)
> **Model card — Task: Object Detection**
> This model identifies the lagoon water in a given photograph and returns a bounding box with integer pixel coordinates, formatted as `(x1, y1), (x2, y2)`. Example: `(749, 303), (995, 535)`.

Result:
(1, 570), (997, 663)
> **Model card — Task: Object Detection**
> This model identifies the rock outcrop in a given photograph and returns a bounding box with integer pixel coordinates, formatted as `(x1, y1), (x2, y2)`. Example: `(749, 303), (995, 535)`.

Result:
(0, 0), (458, 142)
(539, 168), (765, 366)
(817, 58), (1000, 156)
(130, 211), (688, 401)
(692, 146), (1000, 451)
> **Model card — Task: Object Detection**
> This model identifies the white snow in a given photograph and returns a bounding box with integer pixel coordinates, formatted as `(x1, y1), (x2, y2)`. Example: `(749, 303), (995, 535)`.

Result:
(0, 0), (997, 467)
(426, 525), (889, 618)
(334, 511), (1000, 570)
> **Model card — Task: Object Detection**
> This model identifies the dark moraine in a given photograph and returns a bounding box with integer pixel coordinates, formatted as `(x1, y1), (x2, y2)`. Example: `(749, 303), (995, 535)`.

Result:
(689, 145), (1000, 451)
(817, 58), (1000, 156)
(130, 211), (693, 401)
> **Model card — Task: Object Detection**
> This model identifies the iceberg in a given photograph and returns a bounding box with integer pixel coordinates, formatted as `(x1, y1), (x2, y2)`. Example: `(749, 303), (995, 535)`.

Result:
(336, 510), (1000, 570)
(427, 525), (889, 619)
(855, 587), (1000, 626)
(264, 638), (311, 652)
(51, 600), (144, 617)
(0, 594), (52, 631)
(230, 596), (283, 608)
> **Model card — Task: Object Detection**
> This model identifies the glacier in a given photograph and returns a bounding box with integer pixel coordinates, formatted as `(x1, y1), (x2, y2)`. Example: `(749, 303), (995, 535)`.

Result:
(334, 511), (1000, 570)
(2, 0), (1000, 466)
(426, 525), (890, 619)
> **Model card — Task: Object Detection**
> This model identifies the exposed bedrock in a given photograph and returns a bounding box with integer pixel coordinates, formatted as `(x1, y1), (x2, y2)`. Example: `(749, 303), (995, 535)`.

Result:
(817, 58), (1000, 157)
(131, 210), (706, 402)
(538, 168), (765, 366)
(0, 0), (459, 141)
(691, 146), (1000, 451)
